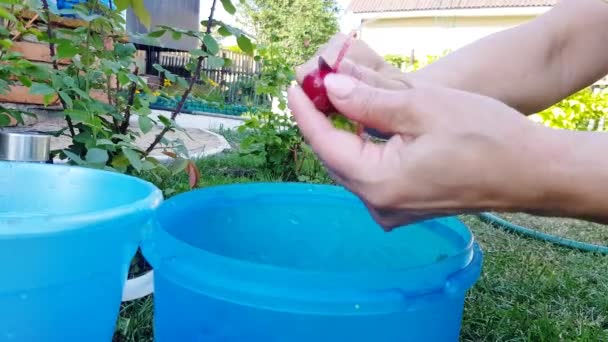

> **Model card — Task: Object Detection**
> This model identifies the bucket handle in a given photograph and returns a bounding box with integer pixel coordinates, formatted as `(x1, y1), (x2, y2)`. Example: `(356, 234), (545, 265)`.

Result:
(122, 270), (154, 302)
(118, 243), (482, 303)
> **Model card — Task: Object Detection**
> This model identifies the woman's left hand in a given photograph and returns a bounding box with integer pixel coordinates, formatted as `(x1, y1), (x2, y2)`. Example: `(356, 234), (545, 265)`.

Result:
(287, 73), (553, 231)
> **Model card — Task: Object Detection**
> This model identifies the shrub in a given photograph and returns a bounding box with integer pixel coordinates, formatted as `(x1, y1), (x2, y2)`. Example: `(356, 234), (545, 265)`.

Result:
(534, 87), (608, 131)
(237, 41), (329, 182)
(384, 52), (608, 132)
(1, 0), (256, 193)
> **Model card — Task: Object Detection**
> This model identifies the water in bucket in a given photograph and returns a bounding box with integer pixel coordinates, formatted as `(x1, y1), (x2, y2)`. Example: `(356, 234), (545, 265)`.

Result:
(0, 162), (162, 341)
(143, 182), (483, 341)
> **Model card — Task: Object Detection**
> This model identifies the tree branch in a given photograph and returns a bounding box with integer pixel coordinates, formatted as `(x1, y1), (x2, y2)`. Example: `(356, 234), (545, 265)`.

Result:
(107, 76), (119, 131)
(120, 67), (139, 134)
(11, 14), (38, 42)
(41, 0), (75, 137)
(143, 56), (204, 155)
(143, 0), (219, 156)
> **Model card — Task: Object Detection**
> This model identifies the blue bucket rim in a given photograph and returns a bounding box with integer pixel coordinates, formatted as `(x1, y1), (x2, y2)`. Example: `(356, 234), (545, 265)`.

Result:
(0, 162), (163, 236)
(143, 182), (483, 314)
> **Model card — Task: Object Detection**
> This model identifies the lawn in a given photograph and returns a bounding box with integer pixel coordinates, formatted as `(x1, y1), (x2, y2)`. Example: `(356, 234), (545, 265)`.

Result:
(114, 130), (608, 342)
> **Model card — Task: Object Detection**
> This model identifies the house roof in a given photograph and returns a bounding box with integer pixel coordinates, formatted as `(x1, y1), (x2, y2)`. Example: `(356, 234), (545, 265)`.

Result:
(349, 0), (558, 14)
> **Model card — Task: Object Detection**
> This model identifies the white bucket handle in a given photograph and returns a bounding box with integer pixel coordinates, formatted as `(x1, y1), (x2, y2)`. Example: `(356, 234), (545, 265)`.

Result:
(122, 270), (154, 301)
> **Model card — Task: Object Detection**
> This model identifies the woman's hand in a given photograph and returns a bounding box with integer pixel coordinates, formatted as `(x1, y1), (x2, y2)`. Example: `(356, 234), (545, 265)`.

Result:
(295, 33), (416, 91)
(287, 73), (555, 231)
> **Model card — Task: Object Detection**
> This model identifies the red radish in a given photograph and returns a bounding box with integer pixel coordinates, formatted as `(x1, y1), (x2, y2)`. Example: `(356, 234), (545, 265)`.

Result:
(302, 33), (354, 115)
(301, 32), (365, 136)
(301, 56), (336, 114)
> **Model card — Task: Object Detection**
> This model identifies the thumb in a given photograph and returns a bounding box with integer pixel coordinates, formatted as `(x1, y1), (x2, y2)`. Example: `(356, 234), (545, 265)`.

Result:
(324, 73), (420, 134)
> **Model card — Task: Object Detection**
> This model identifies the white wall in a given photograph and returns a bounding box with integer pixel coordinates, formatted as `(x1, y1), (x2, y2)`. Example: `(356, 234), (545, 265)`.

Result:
(359, 15), (538, 58)
(132, 110), (245, 131)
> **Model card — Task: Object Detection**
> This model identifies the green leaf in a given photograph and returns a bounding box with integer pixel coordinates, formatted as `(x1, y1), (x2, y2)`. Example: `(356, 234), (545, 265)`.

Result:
(130, 0), (151, 29)
(17, 76), (32, 87)
(123, 147), (143, 171)
(30, 83), (56, 96)
(207, 56), (225, 69)
(218, 26), (232, 37)
(8, 110), (24, 125)
(138, 116), (154, 134)
(112, 134), (131, 141)
(118, 72), (130, 85)
(0, 79), (8, 94)
(111, 154), (130, 170)
(127, 73), (140, 83)
(0, 24), (10, 37)
(168, 158), (188, 175)
(0, 114), (10, 126)
(203, 34), (219, 55)
(57, 42), (79, 59)
(72, 88), (89, 99)
(115, 0), (130, 10)
(115, 43), (137, 58)
(0, 39), (12, 48)
(64, 109), (90, 122)
(44, 93), (55, 106)
(140, 160), (158, 171)
(77, 12), (103, 22)
(171, 31), (182, 41)
(74, 131), (93, 146)
(237, 35), (254, 55)
(62, 76), (75, 88)
(86, 148), (109, 165)
(147, 29), (166, 38)
(58, 91), (73, 109)
(190, 49), (208, 57)
(0, 6), (16, 22)
(220, 0), (236, 14)
(158, 115), (172, 127)
(96, 139), (114, 146)
(23, 64), (50, 80)
(176, 77), (188, 88)
(63, 150), (84, 165)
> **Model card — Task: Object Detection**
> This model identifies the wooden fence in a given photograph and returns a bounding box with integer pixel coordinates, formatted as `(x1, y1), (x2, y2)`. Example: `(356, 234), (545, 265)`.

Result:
(137, 45), (269, 108)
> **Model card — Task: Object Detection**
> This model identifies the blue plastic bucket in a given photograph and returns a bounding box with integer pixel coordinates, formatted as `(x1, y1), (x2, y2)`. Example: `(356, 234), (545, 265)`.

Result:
(0, 162), (162, 341)
(143, 183), (483, 341)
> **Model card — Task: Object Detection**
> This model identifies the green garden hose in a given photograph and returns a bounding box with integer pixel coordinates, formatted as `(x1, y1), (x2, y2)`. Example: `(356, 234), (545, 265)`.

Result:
(476, 212), (608, 255)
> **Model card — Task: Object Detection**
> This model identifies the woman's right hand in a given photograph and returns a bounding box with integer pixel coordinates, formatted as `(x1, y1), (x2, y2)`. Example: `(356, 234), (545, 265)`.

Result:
(288, 73), (555, 230)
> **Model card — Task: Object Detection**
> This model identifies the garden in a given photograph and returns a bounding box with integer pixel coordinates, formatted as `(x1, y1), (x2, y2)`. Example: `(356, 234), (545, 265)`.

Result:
(1, 0), (607, 341)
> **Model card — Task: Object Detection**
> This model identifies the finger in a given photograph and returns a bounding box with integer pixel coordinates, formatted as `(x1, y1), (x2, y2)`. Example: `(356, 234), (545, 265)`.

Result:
(324, 73), (422, 135)
(286, 85), (383, 179)
(295, 33), (348, 84)
(295, 33), (388, 84)
(337, 59), (412, 90)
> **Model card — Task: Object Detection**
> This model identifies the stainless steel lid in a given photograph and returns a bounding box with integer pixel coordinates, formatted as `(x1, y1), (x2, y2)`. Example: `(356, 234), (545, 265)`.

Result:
(0, 131), (52, 162)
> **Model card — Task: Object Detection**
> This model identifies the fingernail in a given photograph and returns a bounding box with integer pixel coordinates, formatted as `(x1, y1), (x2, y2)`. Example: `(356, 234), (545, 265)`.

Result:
(324, 74), (356, 99)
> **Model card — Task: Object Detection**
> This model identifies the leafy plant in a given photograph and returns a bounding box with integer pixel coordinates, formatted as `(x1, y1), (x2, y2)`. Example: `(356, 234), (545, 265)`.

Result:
(0, 1), (51, 126)
(0, 0), (254, 193)
(237, 41), (328, 182)
(384, 51), (450, 72)
(535, 87), (608, 131)
(388, 51), (608, 131)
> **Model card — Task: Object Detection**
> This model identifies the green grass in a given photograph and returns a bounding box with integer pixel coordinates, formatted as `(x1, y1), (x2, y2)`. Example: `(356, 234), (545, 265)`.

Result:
(461, 215), (608, 341)
(114, 130), (608, 341)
